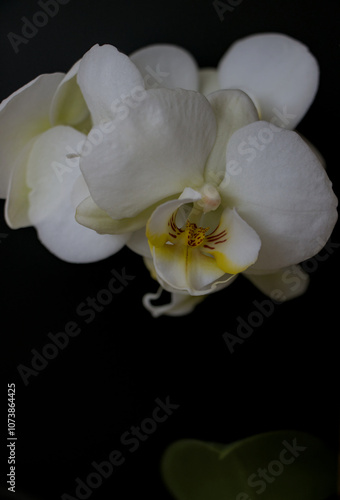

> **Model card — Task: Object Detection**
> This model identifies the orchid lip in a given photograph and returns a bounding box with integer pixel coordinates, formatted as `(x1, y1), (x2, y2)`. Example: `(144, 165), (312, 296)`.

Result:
(202, 225), (228, 252)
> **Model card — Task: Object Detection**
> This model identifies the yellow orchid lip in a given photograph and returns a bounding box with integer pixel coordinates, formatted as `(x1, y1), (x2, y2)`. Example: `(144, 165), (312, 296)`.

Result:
(147, 193), (262, 293)
(149, 204), (234, 274)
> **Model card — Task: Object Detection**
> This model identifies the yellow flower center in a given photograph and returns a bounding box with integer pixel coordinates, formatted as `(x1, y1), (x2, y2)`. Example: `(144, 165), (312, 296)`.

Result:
(182, 221), (209, 248)
(166, 212), (210, 248)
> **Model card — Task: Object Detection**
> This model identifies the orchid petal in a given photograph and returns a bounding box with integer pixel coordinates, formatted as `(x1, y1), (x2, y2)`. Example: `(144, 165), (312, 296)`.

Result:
(243, 265), (310, 301)
(126, 228), (151, 258)
(298, 133), (326, 168)
(26, 126), (126, 263)
(50, 59), (91, 130)
(218, 33), (319, 128)
(130, 44), (199, 90)
(76, 44), (145, 125)
(4, 139), (35, 228)
(80, 88), (217, 219)
(34, 203), (126, 263)
(204, 89), (259, 183)
(0, 73), (64, 198)
(26, 126), (83, 224)
(76, 195), (151, 235)
(221, 121), (338, 272)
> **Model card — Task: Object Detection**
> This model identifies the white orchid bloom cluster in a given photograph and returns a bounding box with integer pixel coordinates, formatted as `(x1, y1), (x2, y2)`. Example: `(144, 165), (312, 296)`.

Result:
(0, 33), (337, 316)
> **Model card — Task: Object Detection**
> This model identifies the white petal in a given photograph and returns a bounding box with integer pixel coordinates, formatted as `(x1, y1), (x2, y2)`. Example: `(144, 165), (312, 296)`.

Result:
(218, 33), (319, 128)
(0, 73), (64, 198)
(26, 126), (126, 263)
(204, 89), (259, 183)
(50, 60), (90, 129)
(80, 88), (217, 219)
(34, 202), (127, 263)
(298, 133), (326, 168)
(198, 68), (220, 96)
(26, 126), (84, 224)
(77, 44), (145, 125)
(4, 139), (35, 228)
(142, 286), (205, 317)
(126, 227), (151, 258)
(76, 195), (151, 235)
(244, 265), (310, 301)
(70, 173), (91, 209)
(130, 44), (199, 90)
(221, 121), (338, 271)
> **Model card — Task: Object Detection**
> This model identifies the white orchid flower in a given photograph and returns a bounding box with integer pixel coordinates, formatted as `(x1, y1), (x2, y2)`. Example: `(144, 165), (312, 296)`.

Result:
(0, 51), (133, 262)
(75, 34), (337, 316)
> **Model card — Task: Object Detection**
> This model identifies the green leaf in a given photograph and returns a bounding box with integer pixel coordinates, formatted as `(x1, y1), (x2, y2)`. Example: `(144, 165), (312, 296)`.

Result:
(161, 430), (337, 500)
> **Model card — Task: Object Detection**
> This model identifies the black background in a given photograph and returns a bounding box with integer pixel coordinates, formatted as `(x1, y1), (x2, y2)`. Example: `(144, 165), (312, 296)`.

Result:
(0, 0), (339, 498)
